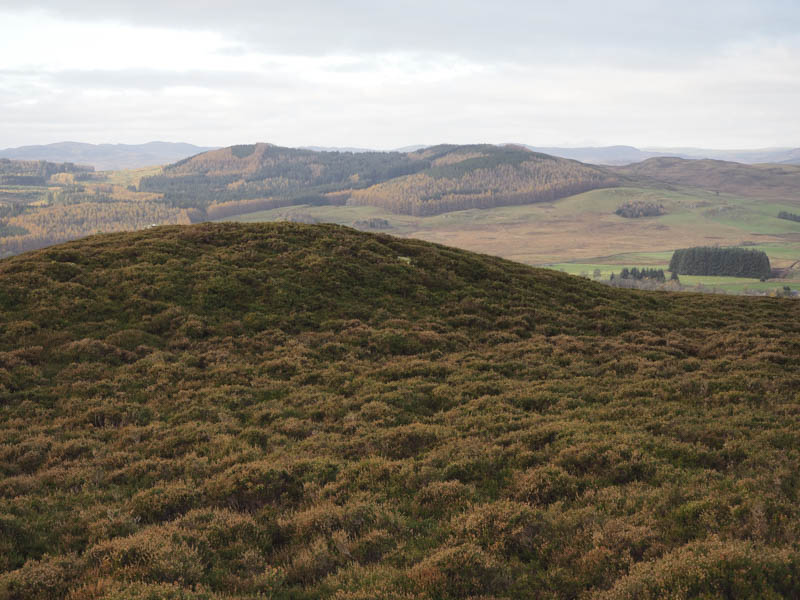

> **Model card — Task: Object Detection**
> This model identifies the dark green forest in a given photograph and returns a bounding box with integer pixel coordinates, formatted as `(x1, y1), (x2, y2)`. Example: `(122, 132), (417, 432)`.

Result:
(0, 223), (799, 599)
(611, 268), (667, 282)
(138, 144), (428, 212)
(669, 246), (772, 278)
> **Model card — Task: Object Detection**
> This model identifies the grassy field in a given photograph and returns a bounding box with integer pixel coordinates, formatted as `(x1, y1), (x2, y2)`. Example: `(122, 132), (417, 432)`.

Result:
(546, 262), (800, 294)
(224, 186), (800, 284)
(102, 165), (163, 188)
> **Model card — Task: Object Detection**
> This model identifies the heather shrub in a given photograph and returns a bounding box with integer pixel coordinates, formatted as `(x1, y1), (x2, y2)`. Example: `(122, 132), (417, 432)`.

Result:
(128, 481), (199, 523)
(411, 543), (507, 598)
(456, 501), (543, 559)
(95, 581), (218, 600)
(0, 554), (79, 600)
(513, 465), (580, 505)
(413, 480), (472, 518)
(599, 538), (800, 599)
(285, 536), (344, 586)
(351, 530), (396, 564)
(86, 530), (204, 584)
(204, 462), (303, 510)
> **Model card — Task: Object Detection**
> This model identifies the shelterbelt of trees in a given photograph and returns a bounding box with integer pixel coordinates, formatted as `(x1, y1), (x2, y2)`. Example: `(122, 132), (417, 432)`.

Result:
(669, 246), (772, 279)
(138, 143), (622, 218)
(1, 223), (799, 599)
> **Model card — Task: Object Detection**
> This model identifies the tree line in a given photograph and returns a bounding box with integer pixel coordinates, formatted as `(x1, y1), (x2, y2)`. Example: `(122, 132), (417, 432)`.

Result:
(610, 267), (669, 282)
(615, 201), (665, 218)
(0, 202), (191, 256)
(778, 211), (800, 223)
(669, 246), (771, 278)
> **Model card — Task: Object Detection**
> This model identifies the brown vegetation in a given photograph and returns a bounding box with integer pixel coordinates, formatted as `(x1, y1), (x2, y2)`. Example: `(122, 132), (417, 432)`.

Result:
(0, 223), (798, 598)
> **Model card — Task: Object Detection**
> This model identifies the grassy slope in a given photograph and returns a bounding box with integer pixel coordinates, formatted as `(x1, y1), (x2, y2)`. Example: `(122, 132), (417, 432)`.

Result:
(1, 222), (799, 599)
(225, 185), (800, 276)
(613, 157), (800, 201)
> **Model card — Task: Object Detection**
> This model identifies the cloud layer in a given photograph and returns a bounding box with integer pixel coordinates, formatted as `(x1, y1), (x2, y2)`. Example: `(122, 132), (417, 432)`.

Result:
(1, 1), (798, 148)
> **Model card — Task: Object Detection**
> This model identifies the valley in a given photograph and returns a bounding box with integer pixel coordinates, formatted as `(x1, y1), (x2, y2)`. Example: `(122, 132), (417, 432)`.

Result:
(1, 144), (799, 296)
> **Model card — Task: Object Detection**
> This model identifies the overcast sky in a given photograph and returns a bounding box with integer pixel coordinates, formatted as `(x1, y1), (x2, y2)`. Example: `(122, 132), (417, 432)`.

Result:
(1, 1), (798, 149)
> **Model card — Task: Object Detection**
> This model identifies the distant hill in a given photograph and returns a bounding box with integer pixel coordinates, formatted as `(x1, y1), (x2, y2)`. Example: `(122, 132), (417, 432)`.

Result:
(299, 145), (377, 153)
(521, 145), (666, 165)
(518, 145), (800, 166)
(646, 146), (800, 165)
(140, 143), (622, 219)
(0, 141), (217, 171)
(613, 156), (800, 200)
(349, 144), (620, 215)
(0, 222), (798, 599)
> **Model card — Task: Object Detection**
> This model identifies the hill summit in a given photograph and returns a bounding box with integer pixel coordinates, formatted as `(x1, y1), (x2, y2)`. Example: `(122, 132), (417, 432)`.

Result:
(1, 223), (799, 599)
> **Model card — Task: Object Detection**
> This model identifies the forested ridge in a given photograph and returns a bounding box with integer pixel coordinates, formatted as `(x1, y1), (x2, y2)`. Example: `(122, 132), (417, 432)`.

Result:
(0, 160), (186, 257)
(1, 223), (799, 599)
(138, 143), (622, 218)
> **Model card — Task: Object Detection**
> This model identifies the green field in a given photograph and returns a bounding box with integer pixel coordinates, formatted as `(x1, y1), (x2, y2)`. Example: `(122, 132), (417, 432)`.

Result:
(546, 262), (800, 294)
(223, 185), (800, 292)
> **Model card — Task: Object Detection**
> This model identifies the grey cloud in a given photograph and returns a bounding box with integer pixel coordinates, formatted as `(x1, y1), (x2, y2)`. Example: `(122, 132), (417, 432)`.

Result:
(3, 68), (301, 92)
(3, 0), (799, 66)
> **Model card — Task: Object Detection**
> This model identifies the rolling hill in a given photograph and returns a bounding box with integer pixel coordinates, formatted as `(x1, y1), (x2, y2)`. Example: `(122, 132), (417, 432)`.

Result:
(139, 143), (622, 218)
(613, 157), (800, 201)
(1, 222), (799, 599)
(0, 142), (217, 171)
(521, 145), (800, 166)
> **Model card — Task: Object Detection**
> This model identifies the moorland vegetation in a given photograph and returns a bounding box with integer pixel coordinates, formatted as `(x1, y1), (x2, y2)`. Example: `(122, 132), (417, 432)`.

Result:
(0, 222), (799, 599)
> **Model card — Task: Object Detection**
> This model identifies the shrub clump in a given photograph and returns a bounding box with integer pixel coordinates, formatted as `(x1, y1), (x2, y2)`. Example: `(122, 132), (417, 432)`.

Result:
(615, 201), (665, 218)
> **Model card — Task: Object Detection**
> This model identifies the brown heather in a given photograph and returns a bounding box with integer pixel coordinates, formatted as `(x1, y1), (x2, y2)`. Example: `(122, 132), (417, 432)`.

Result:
(0, 222), (798, 599)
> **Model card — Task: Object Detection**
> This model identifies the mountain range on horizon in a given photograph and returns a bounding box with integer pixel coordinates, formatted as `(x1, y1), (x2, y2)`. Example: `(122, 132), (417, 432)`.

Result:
(291, 144), (800, 166)
(2, 141), (799, 171)
(521, 145), (800, 166)
(0, 141), (219, 171)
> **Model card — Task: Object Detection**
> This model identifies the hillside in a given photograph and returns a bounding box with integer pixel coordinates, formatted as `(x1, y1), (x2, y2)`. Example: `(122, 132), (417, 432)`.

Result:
(1, 222), (799, 599)
(614, 157), (800, 200)
(524, 146), (800, 166)
(0, 142), (217, 171)
(138, 143), (622, 218)
(0, 160), (189, 257)
(348, 145), (619, 216)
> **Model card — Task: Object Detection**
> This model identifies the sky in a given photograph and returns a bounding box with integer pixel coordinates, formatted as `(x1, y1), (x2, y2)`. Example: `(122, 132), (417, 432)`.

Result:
(0, 0), (799, 149)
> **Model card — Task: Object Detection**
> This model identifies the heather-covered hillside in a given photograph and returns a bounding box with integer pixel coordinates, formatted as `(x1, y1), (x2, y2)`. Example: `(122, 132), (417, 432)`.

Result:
(0, 223), (799, 599)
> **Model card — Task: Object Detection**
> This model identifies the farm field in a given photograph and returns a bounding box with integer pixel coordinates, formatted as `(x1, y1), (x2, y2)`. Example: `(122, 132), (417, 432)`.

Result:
(224, 186), (800, 286)
(3, 147), (799, 295)
(546, 262), (800, 294)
